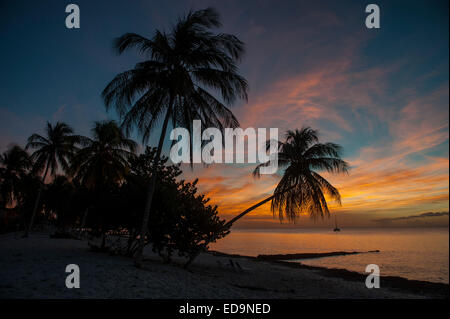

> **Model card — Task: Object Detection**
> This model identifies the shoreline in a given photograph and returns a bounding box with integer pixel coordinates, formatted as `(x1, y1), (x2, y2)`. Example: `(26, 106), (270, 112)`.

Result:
(0, 233), (448, 299)
(209, 250), (449, 298)
(256, 250), (381, 260)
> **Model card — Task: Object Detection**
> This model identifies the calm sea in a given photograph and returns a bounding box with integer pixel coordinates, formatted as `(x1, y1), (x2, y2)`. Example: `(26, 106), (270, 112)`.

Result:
(210, 227), (449, 284)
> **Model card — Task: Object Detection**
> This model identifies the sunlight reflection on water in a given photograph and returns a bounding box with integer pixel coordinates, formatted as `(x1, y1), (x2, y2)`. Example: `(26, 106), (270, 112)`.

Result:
(210, 227), (449, 283)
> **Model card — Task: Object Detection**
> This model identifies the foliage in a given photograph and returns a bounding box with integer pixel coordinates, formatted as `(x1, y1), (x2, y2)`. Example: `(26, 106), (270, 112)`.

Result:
(168, 180), (229, 267)
(26, 122), (82, 176)
(70, 120), (137, 190)
(0, 145), (33, 207)
(123, 147), (230, 266)
(254, 127), (349, 221)
(102, 7), (247, 145)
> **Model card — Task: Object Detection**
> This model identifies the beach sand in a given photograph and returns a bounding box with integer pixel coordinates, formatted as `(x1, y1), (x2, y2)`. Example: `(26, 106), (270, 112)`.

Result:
(0, 232), (447, 299)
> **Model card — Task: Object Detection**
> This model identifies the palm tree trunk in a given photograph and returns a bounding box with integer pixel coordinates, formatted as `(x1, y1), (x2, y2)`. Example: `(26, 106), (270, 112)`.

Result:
(224, 194), (276, 228)
(24, 161), (50, 237)
(80, 207), (89, 229)
(134, 103), (173, 267)
(78, 207), (89, 238)
(224, 186), (296, 228)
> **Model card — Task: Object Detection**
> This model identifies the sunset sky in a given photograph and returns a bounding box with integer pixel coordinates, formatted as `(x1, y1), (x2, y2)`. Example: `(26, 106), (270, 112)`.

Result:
(1, 0), (448, 228)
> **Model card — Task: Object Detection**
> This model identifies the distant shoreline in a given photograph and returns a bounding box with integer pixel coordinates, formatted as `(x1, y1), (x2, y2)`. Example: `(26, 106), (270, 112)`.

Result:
(209, 250), (450, 298)
(255, 250), (381, 260)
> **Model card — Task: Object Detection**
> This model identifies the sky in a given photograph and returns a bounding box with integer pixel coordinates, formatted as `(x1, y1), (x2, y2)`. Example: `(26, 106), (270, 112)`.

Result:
(0, 0), (448, 228)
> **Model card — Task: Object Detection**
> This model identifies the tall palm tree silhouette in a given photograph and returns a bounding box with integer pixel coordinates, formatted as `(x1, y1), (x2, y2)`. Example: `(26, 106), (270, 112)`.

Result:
(24, 122), (80, 237)
(102, 7), (248, 266)
(226, 128), (349, 226)
(0, 145), (33, 208)
(71, 120), (136, 245)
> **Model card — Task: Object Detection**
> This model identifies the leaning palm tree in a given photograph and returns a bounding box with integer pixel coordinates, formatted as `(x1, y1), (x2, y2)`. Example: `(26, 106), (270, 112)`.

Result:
(226, 128), (349, 226)
(70, 120), (136, 247)
(0, 145), (33, 208)
(24, 122), (81, 237)
(102, 7), (248, 265)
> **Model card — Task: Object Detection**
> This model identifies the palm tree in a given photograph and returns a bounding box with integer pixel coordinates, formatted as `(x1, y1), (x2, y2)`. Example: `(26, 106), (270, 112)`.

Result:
(70, 120), (137, 242)
(0, 145), (33, 208)
(24, 122), (81, 237)
(102, 7), (248, 265)
(226, 128), (349, 226)
(71, 120), (137, 190)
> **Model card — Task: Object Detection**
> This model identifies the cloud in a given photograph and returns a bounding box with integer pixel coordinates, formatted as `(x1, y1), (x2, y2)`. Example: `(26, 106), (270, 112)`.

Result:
(373, 211), (449, 223)
(52, 105), (66, 122)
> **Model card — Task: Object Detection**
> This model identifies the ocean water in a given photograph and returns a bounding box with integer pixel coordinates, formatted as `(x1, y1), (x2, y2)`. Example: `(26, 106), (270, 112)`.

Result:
(210, 228), (449, 284)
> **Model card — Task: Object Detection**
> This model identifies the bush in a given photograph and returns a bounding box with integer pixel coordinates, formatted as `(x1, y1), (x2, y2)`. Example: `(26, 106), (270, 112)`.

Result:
(170, 180), (229, 267)
(6, 146), (231, 268)
(127, 148), (230, 267)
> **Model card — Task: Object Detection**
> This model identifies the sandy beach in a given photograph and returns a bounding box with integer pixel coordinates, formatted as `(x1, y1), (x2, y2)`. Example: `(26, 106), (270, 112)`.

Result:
(0, 232), (447, 299)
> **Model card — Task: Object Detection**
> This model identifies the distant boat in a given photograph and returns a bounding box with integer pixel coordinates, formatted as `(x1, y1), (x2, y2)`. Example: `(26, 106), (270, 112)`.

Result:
(333, 215), (341, 232)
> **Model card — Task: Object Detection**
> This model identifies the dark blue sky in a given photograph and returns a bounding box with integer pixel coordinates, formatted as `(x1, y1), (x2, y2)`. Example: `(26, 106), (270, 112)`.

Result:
(1, 1), (447, 150)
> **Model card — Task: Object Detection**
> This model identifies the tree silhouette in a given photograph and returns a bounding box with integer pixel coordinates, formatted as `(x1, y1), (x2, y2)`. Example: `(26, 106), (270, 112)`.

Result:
(0, 145), (33, 208)
(226, 128), (349, 226)
(70, 120), (136, 245)
(24, 122), (81, 237)
(71, 120), (136, 190)
(102, 7), (248, 266)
